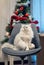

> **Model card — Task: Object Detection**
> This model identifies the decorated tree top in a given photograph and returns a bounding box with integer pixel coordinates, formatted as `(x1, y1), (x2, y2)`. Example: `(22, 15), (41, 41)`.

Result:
(9, 0), (39, 29)
(5, 0), (39, 34)
(11, 0), (31, 24)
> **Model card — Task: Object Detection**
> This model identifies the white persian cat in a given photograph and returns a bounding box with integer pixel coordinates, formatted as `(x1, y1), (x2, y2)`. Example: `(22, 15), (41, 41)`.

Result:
(14, 24), (35, 50)
(2, 24), (35, 50)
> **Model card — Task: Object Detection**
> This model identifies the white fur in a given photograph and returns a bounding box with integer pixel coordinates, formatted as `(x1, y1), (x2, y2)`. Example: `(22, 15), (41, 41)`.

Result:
(14, 24), (35, 50)
(2, 24), (35, 51)
(1, 43), (18, 50)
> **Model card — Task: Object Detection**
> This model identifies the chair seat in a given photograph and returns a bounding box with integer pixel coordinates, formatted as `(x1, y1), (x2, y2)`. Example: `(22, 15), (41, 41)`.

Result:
(1, 23), (41, 65)
(2, 47), (41, 57)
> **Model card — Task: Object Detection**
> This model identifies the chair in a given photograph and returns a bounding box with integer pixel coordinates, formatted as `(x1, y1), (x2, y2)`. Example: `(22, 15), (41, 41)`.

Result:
(2, 23), (41, 65)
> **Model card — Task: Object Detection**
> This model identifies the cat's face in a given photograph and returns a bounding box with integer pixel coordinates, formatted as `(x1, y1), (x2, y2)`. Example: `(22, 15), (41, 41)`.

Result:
(21, 24), (32, 32)
(19, 24), (34, 39)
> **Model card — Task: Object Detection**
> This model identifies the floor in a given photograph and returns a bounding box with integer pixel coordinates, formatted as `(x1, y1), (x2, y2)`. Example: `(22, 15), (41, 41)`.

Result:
(0, 61), (27, 65)
(0, 60), (37, 65)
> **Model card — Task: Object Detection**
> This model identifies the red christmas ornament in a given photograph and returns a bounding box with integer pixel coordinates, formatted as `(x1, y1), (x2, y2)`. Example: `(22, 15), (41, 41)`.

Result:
(25, 13), (29, 17)
(30, 20), (38, 24)
(19, 17), (22, 20)
(33, 20), (38, 24)
(10, 23), (13, 29)
(36, 26), (39, 30)
(36, 26), (39, 32)
(15, 10), (18, 15)
(15, 16), (20, 21)
(10, 15), (19, 26)
(22, 17), (27, 20)
(19, 16), (27, 20)
(20, 6), (24, 11)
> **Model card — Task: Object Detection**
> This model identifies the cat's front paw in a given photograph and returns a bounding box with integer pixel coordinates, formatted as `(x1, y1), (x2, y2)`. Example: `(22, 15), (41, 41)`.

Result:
(25, 46), (29, 50)
(29, 43), (35, 49)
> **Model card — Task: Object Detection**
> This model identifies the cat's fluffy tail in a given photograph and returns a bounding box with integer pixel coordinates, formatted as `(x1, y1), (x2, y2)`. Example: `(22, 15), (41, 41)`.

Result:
(1, 42), (18, 50)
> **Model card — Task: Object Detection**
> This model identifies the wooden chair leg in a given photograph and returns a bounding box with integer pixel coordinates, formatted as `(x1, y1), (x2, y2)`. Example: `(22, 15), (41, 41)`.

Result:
(3, 53), (8, 65)
(9, 56), (14, 65)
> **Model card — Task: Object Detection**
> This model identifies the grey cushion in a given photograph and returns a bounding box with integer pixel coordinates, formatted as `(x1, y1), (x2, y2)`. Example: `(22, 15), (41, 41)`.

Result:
(8, 23), (21, 44)
(2, 23), (41, 57)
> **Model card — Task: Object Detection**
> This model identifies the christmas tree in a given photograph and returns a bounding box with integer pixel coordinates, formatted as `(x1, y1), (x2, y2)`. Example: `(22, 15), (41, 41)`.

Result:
(1, 0), (39, 43)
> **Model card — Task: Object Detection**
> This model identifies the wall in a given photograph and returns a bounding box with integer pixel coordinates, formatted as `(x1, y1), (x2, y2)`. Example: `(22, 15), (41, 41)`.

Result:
(0, 0), (10, 40)
(0, 0), (17, 41)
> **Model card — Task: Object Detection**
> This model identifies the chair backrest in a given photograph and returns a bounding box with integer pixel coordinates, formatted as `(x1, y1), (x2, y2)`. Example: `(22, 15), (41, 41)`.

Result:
(8, 23), (41, 49)
(31, 24), (40, 48)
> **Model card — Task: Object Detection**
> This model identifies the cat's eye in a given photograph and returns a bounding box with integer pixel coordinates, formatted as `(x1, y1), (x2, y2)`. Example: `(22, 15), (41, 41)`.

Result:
(25, 27), (28, 28)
